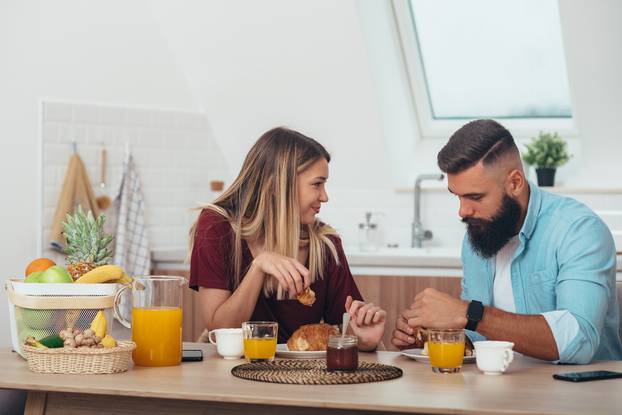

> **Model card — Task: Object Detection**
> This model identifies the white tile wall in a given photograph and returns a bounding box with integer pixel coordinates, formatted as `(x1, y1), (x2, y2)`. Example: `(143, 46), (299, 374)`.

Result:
(321, 187), (622, 251)
(41, 101), (230, 260)
(40, 101), (622, 258)
(320, 188), (463, 250)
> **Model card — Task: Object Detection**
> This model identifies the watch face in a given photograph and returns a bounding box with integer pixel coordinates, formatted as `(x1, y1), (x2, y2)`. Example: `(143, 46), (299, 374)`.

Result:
(466, 305), (482, 330)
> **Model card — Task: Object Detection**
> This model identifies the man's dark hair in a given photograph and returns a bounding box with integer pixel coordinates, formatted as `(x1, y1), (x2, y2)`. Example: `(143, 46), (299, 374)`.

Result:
(437, 119), (519, 174)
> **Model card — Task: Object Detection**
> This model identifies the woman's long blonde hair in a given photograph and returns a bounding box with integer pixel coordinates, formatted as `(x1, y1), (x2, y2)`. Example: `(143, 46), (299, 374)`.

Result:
(189, 127), (339, 299)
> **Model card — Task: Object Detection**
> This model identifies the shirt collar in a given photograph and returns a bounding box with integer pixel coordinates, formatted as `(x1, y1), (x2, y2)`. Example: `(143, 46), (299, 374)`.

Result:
(519, 180), (541, 240)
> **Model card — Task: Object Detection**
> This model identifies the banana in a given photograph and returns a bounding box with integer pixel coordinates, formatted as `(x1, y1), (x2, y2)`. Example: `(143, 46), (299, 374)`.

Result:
(90, 310), (107, 338)
(101, 334), (117, 348)
(74, 265), (125, 284)
(25, 336), (48, 349)
(111, 272), (133, 286)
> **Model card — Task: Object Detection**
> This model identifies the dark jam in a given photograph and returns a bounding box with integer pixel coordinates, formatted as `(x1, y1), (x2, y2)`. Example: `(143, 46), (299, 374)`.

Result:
(326, 335), (358, 372)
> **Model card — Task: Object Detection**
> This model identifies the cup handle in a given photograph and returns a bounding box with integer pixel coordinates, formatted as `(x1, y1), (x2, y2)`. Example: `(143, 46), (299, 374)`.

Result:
(503, 349), (514, 369)
(208, 330), (219, 345)
(113, 284), (132, 329)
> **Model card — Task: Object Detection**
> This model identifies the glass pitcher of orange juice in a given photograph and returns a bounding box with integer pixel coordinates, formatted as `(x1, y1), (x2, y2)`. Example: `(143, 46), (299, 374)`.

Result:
(114, 276), (186, 367)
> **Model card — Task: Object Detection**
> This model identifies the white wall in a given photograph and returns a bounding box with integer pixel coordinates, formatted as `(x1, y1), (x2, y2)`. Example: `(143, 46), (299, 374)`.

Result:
(2, 0), (622, 348)
(40, 101), (229, 257)
(0, 0), (202, 347)
(149, 0), (393, 190)
(558, 0), (622, 185)
(147, 0), (622, 244)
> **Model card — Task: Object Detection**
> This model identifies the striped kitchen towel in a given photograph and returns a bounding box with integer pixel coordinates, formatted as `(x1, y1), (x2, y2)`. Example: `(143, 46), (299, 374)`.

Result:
(113, 153), (151, 277)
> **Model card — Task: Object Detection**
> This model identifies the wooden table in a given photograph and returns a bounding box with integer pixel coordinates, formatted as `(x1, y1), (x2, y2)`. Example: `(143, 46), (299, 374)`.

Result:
(1, 343), (621, 415)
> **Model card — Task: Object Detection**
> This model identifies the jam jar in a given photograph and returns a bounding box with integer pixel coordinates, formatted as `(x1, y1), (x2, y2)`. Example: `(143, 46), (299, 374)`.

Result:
(326, 334), (358, 371)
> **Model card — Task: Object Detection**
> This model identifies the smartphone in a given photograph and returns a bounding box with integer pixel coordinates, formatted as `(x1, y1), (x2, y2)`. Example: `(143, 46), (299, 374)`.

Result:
(553, 370), (622, 382)
(182, 349), (203, 362)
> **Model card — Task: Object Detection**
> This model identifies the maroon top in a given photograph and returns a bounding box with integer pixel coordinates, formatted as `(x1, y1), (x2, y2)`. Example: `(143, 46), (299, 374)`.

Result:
(189, 209), (363, 343)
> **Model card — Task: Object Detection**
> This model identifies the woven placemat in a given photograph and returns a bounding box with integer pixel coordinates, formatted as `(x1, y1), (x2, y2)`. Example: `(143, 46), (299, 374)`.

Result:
(231, 359), (402, 385)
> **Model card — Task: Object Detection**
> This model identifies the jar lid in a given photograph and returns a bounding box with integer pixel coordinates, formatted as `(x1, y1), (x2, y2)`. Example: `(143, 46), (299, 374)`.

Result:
(328, 334), (358, 348)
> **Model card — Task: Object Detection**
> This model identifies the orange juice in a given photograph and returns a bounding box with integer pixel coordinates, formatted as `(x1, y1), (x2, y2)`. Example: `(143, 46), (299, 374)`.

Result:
(428, 341), (465, 369)
(132, 307), (182, 366)
(243, 338), (277, 360)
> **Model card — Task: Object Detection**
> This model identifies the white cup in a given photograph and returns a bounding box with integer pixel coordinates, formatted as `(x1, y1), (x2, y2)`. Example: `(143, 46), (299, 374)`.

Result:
(474, 341), (514, 375)
(208, 328), (244, 360)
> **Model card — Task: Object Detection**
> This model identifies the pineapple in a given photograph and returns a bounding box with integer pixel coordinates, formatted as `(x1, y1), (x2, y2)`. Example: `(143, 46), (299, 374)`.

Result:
(62, 205), (114, 280)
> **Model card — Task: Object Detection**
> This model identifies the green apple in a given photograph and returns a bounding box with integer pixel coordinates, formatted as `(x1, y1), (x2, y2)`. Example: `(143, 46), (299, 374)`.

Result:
(39, 265), (73, 284)
(24, 271), (43, 283)
(21, 309), (55, 329)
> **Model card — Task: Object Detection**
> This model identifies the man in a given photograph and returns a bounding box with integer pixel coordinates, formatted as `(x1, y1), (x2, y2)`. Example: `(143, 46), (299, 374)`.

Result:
(392, 119), (622, 363)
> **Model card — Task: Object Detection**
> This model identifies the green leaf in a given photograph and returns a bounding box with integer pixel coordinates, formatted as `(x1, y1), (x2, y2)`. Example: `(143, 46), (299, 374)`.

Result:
(522, 131), (571, 168)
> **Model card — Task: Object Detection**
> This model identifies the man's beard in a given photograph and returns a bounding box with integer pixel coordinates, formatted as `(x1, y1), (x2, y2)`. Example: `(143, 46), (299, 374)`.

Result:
(462, 194), (522, 258)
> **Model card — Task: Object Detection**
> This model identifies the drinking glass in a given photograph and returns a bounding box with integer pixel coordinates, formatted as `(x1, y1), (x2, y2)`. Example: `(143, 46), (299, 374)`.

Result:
(241, 321), (278, 362)
(427, 328), (465, 373)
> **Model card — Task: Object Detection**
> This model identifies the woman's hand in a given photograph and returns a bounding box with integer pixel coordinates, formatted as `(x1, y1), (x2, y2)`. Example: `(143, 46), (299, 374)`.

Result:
(345, 296), (386, 351)
(252, 252), (310, 299)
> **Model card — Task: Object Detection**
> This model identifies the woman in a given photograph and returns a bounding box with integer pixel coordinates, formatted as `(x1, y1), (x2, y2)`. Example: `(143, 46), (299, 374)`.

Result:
(189, 127), (385, 350)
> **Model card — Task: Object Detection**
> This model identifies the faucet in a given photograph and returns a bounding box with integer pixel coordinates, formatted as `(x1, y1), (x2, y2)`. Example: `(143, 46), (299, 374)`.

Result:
(412, 173), (445, 248)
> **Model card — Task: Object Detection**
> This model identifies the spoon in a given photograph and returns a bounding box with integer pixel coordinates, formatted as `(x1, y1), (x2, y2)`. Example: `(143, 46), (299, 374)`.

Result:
(341, 312), (350, 339)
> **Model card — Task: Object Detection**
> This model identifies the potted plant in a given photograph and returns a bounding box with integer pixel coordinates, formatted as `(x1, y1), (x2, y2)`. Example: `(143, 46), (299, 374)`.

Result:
(523, 131), (571, 187)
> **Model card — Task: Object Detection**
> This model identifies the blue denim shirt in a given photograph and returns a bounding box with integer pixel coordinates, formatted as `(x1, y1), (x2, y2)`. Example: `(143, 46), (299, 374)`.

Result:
(461, 182), (622, 363)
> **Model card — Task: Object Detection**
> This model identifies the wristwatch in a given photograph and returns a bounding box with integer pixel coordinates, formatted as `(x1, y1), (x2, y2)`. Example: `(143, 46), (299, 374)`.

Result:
(465, 300), (484, 331)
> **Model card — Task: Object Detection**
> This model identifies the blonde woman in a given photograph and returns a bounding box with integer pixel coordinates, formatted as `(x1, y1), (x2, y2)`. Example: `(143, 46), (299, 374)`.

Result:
(189, 127), (385, 350)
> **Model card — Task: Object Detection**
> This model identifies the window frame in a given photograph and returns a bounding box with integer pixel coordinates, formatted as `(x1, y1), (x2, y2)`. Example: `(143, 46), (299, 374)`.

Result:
(391, 0), (578, 139)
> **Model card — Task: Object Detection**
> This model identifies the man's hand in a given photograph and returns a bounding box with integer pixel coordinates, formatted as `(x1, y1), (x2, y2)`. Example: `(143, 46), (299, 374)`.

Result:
(391, 310), (418, 349)
(407, 288), (468, 329)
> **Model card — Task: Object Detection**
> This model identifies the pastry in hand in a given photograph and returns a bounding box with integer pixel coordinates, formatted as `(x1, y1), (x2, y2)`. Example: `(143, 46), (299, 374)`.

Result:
(296, 287), (316, 306)
(287, 323), (339, 351)
(411, 326), (427, 349)
(464, 340), (474, 356)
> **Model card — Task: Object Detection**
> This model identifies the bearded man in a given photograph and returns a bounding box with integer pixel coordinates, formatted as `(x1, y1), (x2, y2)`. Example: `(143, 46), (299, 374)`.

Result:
(392, 119), (622, 363)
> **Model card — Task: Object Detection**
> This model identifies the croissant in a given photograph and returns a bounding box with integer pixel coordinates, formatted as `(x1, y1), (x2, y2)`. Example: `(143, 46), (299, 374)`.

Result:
(412, 326), (426, 349)
(287, 323), (339, 351)
(296, 287), (316, 306)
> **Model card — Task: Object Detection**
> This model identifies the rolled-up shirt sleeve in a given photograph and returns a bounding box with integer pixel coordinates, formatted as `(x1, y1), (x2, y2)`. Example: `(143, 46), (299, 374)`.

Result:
(553, 215), (616, 364)
(541, 310), (580, 363)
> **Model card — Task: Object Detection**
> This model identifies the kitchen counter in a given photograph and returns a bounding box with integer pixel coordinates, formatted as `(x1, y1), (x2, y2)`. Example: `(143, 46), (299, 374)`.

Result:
(2, 343), (622, 415)
(152, 247), (622, 279)
(151, 246), (463, 269)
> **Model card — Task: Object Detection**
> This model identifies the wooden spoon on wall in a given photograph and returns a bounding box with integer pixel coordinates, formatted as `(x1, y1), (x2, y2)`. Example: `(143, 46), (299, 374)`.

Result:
(96, 148), (112, 210)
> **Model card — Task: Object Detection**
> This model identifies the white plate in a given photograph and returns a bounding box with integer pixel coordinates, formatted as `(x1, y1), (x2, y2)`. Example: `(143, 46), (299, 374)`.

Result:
(401, 348), (476, 364)
(276, 344), (326, 359)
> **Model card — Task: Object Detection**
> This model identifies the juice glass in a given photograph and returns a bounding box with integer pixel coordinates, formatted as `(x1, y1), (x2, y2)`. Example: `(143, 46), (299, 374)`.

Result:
(114, 276), (186, 367)
(242, 321), (278, 362)
(427, 328), (465, 374)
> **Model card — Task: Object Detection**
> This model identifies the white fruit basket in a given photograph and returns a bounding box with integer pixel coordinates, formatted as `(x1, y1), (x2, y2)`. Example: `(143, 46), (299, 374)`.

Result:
(5, 279), (118, 358)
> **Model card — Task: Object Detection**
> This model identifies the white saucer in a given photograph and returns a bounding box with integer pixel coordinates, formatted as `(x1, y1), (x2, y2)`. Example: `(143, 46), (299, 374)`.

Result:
(401, 348), (476, 364)
(276, 344), (326, 359)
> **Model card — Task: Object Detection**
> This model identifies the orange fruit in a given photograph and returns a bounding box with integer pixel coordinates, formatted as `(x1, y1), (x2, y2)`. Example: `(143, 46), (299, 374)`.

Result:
(25, 258), (56, 276)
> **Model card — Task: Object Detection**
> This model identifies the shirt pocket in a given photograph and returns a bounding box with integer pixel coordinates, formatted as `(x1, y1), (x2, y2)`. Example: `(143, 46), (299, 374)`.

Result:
(525, 270), (556, 312)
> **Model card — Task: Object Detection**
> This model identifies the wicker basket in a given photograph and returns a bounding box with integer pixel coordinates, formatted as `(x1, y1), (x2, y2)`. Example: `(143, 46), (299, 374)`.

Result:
(21, 341), (136, 374)
(5, 279), (118, 358)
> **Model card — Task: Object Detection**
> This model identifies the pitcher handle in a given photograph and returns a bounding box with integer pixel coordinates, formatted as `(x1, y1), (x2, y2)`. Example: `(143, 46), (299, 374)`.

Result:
(113, 284), (132, 329)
